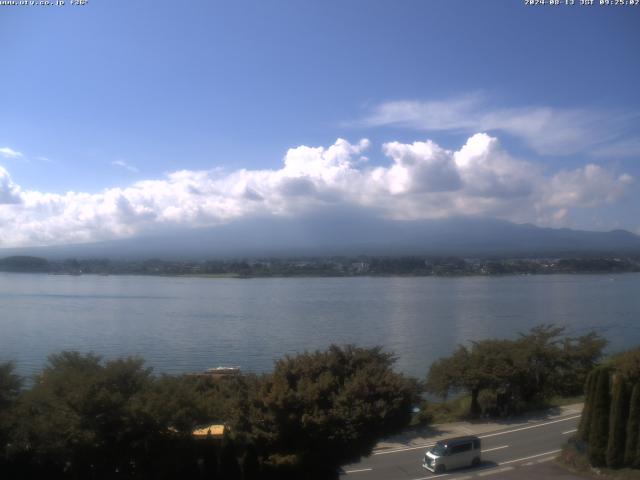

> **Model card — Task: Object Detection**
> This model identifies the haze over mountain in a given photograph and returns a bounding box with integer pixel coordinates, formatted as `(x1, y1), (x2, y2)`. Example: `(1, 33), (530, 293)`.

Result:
(1, 215), (639, 261)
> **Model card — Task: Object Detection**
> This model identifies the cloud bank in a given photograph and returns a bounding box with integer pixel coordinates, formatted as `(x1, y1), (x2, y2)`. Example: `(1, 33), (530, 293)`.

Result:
(360, 95), (638, 156)
(0, 133), (634, 247)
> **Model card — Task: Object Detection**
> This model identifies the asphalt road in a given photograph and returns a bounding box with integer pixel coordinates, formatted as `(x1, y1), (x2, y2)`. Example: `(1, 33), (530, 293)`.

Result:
(340, 413), (582, 480)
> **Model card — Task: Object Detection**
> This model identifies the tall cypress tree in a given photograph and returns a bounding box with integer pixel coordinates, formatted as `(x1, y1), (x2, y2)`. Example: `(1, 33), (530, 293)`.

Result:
(606, 374), (630, 468)
(588, 367), (611, 467)
(578, 370), (597, 443)
(624, 384), (640, 467)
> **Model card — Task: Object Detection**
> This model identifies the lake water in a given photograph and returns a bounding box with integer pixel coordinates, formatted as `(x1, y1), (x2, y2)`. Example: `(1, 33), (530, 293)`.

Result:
(1, 272), (639, 379)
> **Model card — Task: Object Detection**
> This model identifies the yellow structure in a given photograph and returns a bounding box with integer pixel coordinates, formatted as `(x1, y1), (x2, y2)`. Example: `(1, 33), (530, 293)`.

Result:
(192, 424), (225, 439)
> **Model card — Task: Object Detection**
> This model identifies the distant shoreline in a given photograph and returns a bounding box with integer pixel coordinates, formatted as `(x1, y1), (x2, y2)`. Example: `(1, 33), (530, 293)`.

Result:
(1, 254), (639, 278)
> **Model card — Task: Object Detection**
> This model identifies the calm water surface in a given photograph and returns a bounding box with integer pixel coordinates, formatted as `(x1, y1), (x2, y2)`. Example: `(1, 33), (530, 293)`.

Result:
(1, 273), (639, 378)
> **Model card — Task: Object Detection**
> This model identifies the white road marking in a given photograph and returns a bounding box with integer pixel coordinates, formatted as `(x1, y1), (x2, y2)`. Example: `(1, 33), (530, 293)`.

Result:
(478, 466), (514, 476)
(562, 428), (578, 435)
(498, 449), (561, 465)
(522, 461), (535, 466)
(536, 456), (555, 463)
(373, 414), (579, 456)
(479, 415), (581, 439)
(373, 443), (435, 455)
(482, 444), (509, 453)
(344, 467), (373, 474)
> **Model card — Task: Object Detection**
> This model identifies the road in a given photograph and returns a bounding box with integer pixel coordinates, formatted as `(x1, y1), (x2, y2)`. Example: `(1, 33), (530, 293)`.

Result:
(340, 413), (581, 480)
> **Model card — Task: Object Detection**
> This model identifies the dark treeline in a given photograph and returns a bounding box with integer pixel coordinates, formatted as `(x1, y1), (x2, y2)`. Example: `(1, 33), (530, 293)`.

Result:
(1, 255), (640, 277)
(0, 346), (418, 480)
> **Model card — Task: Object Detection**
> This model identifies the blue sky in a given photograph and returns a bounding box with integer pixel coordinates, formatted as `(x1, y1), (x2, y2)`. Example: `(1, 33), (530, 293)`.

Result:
(0, 0), (639, 247)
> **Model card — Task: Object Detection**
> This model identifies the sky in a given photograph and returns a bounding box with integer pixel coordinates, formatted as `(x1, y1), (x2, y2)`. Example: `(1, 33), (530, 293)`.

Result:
(1, 0), (639, 247)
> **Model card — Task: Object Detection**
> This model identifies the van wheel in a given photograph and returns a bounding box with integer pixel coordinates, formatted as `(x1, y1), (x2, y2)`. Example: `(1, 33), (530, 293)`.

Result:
(471, 457), (481, 467)
(435, 465), (446, 473)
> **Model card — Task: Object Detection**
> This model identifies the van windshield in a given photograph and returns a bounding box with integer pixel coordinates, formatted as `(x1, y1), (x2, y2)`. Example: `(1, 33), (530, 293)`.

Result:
(430, 443), (447, 456)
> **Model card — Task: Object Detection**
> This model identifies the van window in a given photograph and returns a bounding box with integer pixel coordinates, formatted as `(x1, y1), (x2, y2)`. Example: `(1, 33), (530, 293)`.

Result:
(450, 443), (472, 454)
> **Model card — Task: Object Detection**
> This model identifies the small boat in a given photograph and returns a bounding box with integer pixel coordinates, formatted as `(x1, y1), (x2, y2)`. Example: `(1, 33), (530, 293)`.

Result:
(204, 366), (241, 376)
(187, 366), (241, 378)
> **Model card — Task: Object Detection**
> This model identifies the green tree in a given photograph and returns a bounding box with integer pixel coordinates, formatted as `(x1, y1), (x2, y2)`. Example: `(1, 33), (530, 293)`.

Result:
(606, 374), (629, 468)
(0, 362), (22, 469)
(11, 352), (181, 478)
(578, 369), (597, 443)
(246, 345), (418, 476)
(426, 341), (519, 416)
(624, 383), (640, 467)
(559, 332), (608, 396)
(426, 325), (606, 417)
(588, 367), (611, 467)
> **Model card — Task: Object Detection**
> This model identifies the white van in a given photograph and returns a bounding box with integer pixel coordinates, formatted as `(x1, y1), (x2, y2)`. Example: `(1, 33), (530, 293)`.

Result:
(422, 436), (481, 473)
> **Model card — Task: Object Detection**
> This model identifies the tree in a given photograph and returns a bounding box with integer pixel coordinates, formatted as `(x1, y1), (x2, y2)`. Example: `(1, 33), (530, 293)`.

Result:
(0, 362), (22, 469)
(559, 332), (608, 396)
(606, 374), (629, 468)
(11, 352), (175, 478)
(425, 325), (606, 417)
(588, 367), (611, 467)
(0, 362), (22, 411)
(425, 346), (467, 401)
(578, 369), (596, 443)
(426, 341), (519, 416)
(245, 345), (418, 476)
(624, 383), (640, 466)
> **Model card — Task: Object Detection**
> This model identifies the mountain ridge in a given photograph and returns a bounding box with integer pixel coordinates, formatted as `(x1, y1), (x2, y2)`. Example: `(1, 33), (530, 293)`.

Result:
(1, 216), (639, 260)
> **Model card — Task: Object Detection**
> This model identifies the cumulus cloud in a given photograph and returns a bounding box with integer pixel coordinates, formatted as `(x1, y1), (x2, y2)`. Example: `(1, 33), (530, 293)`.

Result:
(543, 165), (633, 209)
(359, 95), (636, 156)
(0, 166), (22, 205)
(0, 134), (634, 247)
(0, 147), (23, 159)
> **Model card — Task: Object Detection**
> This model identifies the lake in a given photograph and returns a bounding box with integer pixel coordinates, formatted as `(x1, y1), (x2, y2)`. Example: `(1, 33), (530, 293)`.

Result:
(1, 272), (639, 379)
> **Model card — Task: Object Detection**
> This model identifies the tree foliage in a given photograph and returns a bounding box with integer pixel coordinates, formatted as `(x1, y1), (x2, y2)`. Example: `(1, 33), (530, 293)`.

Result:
(245, 345), (419, 475)
(426, 325), (606, 417)
(626, 384), (640, 467)
(607, 374), (630, 468)
(587, 367), (612, 467)
(0, 346), (418, 479)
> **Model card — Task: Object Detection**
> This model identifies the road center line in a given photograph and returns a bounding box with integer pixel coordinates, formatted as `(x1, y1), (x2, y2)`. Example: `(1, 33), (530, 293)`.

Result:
(373, 443), (435, 455)
(562, 428), (578, 435)
(498, 449), (561, 465)
(479, 415), (581, 439)
(482, 444), (509, 453)
(478, 466), (514, 476)
(344, 467), (373, 474)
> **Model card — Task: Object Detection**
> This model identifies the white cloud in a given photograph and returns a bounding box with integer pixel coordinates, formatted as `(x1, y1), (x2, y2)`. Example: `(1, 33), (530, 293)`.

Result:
(111, 160), (139, 173)
(360, 95), (635, 156)
(0, 134), (634, 247)
(543, 165), (634, 209)
(0, 147), (23, 159)
(0, 166), (22, 205)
